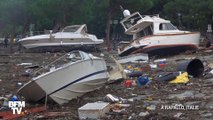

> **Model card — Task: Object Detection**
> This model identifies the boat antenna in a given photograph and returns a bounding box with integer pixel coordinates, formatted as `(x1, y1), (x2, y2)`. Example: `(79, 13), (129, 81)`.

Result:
(120, 5), (131, 17)
(120, 5), (124, 12)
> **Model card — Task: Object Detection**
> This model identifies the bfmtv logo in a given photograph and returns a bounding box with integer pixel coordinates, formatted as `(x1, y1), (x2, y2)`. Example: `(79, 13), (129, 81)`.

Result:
(8, 96), (25, 114)
(8, 101), (25, 114)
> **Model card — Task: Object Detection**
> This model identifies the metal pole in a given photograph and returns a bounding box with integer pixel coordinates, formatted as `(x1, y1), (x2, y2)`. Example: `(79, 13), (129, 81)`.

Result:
(45, 92), (48, 110)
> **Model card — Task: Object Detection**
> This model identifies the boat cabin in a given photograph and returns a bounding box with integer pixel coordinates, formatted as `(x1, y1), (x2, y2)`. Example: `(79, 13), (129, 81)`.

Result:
(61, 24), (88, 34)
(120, 12), (179, 40)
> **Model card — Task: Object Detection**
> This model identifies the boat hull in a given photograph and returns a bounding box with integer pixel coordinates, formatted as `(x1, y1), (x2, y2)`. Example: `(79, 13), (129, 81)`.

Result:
(18, 30), (103, 49)
(19, 37), (103, 49)
(132, 44), (198, 56)
(118, 32), (200, 56)
(17, 58), (109, 104)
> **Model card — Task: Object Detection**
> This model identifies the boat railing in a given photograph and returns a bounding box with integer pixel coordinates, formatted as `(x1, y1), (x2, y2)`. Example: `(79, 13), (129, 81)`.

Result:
(123, 13), (159, 23)
(23, 30), (60, 37)
(32, 51), (85, 77)
(32, 53), (68, 77)
(141, 14), (159, 18)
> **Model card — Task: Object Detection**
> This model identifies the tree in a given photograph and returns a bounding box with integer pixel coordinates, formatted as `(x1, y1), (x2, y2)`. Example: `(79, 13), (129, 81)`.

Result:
(0, 0), (212, 40)
(163, 0), (213, 31)
(102, 0), (155, 50)
(0, 0), (33, 37)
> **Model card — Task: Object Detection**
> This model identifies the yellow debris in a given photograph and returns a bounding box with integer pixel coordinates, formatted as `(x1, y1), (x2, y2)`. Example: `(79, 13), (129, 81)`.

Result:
(169, 72), (189, 84)
(127, 65), (132, 69)
(134, 67), (139, 71)
(147, 97), (153, 101)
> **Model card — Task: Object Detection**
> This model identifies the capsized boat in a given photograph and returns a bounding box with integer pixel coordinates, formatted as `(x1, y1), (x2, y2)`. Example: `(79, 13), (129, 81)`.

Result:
(17, 51), (109, 105)
(18, 24), (103, 49)
(118, 10), (200, 56)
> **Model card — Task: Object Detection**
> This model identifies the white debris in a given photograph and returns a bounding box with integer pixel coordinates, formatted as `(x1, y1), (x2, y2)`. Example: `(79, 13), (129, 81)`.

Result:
(174, 112), (183, 118)
(17, 63), (33, 66)
(117, 53), (149, 64)
(139, 111), (149, 117)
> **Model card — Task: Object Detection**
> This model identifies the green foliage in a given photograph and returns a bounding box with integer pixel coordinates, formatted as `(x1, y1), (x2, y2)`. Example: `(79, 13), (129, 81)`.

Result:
(0, 0), (212, 37)
(0, 0), (32, 36)
(163, 0), (213, 31)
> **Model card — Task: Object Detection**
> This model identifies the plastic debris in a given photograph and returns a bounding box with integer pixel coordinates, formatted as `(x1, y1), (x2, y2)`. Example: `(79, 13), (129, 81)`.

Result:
(139, 111), (149, 117)
(78, 102), (110, 120)
(100, 53), (104, 57)
(124, 80), (132, 87)
(146, 97), (153, 101)
(17, 63), (33, 66)
(176, 59), (204, 77)
(17, 82), (23, 86)
(127, 71), (143, 77)
(149, 64), (157, 69)
(157, 72), (179, 82)
(146, 105), (156, 110)
(127, 98), (134, 102)
(21, 69), (33, 77)
(208, 68), (213, 73)
(114, 103), (130, 108)
(104, 94), (120, 103)
(117, 53), (148, 64)
(137, 76), (151, 86)
(154, 58), (167, 63)
(24, 64), (39, 69)
(11, 95), (18, 101)
(158, 61), (166, 68)
(174, 112), (183, 118)
(169, 72), (189, 84)
(124, 69), (132, 74)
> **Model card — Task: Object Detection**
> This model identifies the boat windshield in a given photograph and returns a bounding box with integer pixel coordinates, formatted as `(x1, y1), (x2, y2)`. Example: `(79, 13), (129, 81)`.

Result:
(66, 51), (83, 61)
(159, 23), (177, 30)
(32, 51), (91, 78)
(66, 51), (95, 62)
(123, 13), (142, 29)
(135, 24), (153, 39)
(62, 26), (81, 32)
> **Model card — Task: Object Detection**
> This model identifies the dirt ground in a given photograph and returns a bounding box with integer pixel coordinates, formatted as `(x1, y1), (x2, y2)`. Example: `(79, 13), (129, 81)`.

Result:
(0, 44), (213, 120)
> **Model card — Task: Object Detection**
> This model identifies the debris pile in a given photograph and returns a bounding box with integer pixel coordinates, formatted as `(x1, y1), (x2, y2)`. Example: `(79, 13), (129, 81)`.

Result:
(0, 46), (213, 119)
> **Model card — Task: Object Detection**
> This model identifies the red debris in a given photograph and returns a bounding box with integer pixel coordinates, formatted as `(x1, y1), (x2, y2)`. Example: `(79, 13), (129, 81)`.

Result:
(0, 106), (47, 120)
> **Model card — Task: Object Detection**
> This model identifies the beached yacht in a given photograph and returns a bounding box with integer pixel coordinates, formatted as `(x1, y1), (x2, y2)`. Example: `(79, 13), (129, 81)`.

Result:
(17, 51), (109, 105)
(118, 10), (200, 56)
(18, 24), (103, 49)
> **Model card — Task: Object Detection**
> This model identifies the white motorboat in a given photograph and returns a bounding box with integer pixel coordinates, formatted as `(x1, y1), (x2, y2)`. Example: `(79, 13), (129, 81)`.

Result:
(17, 51), (109, 105)
(118, 10), (200, 56)
(18, 24), (103, 49)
